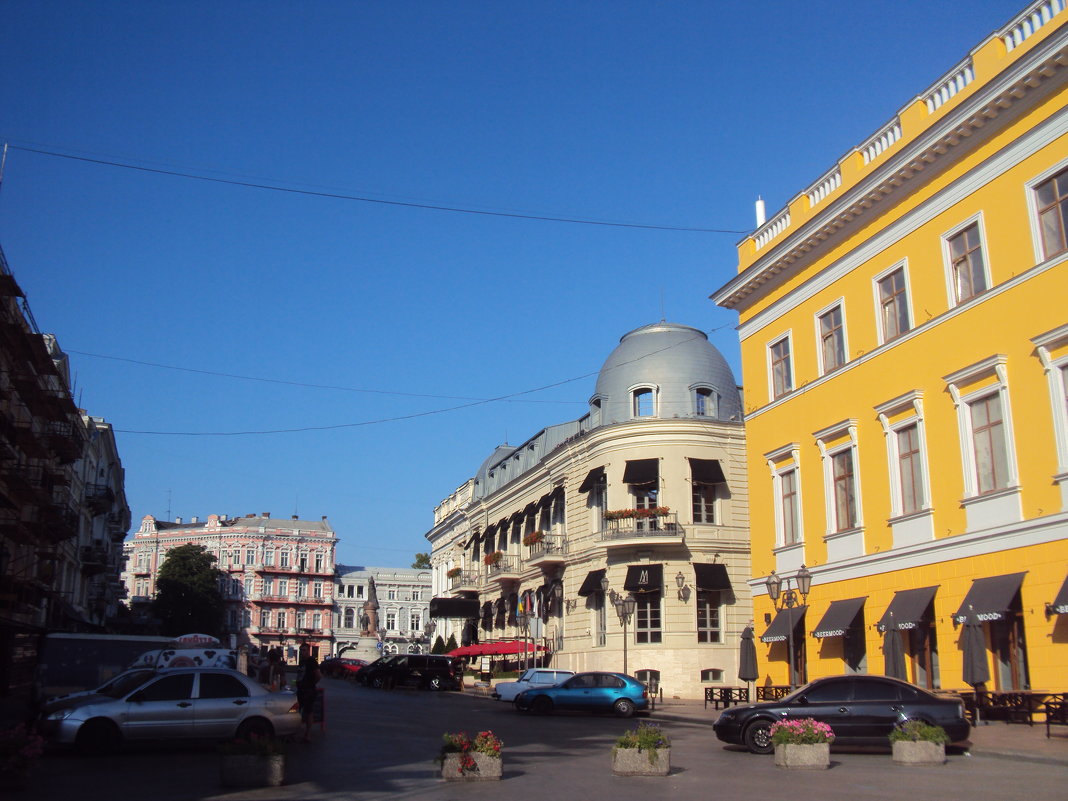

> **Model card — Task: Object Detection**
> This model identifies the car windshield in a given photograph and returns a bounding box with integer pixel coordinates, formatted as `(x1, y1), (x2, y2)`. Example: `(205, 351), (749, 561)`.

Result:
(101, 670), (157, 699)
(518, 670), (537, 682)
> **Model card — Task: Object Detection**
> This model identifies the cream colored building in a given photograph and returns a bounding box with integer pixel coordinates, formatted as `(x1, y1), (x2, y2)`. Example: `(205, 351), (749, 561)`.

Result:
(425, 322), (751, 698)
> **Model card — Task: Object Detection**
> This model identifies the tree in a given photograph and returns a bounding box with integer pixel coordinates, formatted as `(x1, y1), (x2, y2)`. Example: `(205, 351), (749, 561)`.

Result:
(411, 552), (431, 569)
(152, 544), (224, 637)
(444, 633), (458, 652)
(431, 635), (446, 654)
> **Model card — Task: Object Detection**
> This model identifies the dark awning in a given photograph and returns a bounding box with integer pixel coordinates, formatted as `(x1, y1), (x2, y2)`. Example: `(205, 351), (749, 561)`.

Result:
(1051, 575), (1068, 615)
(877, 586), (938, 632)
(624, 564), (663, 593)
(688, 458), (726, 485)
(577, 569), (606, 597)
(578, 467), (605, 493)
(953, 572), (1027, 623)
(622, 459), (658, 485)
(761, 606), (807, 643)
(693, 563), (731, 591)
(812, 597), (866, 638)
(429, 597), (480, 619)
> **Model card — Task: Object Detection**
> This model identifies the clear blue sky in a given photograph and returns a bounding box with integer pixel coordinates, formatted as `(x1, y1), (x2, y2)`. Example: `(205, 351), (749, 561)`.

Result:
(0, 1), (1026, 567)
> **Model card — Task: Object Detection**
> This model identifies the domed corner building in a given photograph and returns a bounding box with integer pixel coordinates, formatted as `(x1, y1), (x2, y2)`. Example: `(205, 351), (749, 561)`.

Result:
(424, 322), (751, 699)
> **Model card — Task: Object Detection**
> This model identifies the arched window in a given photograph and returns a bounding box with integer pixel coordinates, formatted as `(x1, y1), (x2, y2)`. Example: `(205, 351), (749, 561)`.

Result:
(343, 608), (355, 628)
(632, 387), (655, 417)
(694, 386), (719, 417)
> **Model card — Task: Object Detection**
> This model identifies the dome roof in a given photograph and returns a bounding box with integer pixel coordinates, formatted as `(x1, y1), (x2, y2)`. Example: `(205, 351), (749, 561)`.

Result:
(591, 322), (741, 424)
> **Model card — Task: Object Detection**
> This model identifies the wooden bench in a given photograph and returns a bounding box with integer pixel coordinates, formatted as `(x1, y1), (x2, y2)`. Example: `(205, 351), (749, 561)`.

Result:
(703, 686), (749, 709)
(1044, 694), (1068, 738)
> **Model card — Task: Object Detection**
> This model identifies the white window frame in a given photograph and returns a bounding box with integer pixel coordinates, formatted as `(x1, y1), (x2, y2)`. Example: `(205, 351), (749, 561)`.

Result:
(1025, 158), (1068, 264)
(875, 391), (933, 519)
(767, 332), (795, 400)
(814, 298), (848, 375)
(629, 384), (658, 418)
(690, 383), (720, 417)
(941, 212), (991, 307)
(814, 419), (864, 539)
(1032, 324), (1068, 480)
(872, 261), (913, 344)
(766, 443), (804, 553)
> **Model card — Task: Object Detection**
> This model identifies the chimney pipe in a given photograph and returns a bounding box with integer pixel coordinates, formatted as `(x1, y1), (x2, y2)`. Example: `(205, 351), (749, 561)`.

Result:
(755, 196), (767, 227)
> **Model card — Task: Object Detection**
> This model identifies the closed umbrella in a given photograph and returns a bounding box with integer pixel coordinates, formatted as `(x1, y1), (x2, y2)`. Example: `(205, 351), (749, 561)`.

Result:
(882, 614), (907, 680)
(738, 625), (759, 698)
(960, 608), (990, 725)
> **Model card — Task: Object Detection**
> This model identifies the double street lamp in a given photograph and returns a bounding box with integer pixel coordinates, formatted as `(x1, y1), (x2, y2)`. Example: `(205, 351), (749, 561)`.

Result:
(765, 565), (811, 688)
(600, 574), (637, 676)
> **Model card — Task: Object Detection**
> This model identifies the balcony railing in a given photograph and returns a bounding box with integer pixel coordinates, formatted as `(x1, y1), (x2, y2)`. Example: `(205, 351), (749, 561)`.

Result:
(526, 534), (568, 562)
(599, 512), (684, 542)
(449, 570), (481, 591)
(486, 553), (522, 579)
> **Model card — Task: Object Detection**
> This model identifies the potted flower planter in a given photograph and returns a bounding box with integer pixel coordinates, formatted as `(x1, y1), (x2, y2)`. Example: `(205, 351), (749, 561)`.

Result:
(891, 740), (946, 765)
(773, 742), (830, 769)
(612, 747), (671, 776)
(220, 754), (286, 787)
(440, 752), (503, 781)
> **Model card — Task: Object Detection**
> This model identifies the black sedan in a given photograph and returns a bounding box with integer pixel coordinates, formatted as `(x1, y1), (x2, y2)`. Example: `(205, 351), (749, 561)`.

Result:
(712, 675), (970, 754)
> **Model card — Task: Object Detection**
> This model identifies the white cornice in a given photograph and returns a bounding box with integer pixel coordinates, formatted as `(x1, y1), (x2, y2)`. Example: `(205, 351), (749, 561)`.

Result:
(715, 28), (1068, 311)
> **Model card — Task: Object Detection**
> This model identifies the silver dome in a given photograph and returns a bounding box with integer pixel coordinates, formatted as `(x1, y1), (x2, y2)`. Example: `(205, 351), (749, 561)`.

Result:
(591, 322), (741, 424)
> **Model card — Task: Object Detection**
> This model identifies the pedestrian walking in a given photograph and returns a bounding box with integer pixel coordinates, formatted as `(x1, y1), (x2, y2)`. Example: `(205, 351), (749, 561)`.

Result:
(296, 645), (321, 743)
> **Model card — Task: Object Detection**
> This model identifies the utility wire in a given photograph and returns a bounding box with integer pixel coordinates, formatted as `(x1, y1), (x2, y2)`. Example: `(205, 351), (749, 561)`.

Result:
(6, 143), (749, 234)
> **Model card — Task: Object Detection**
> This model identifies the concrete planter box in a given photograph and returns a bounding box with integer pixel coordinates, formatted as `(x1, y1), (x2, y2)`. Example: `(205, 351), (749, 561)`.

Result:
(892, 740), (946, 765)
(773, 742), (830, 769)
(440, 752), (502, 781)
(220, 754), (286, 787)
(612, 747), (671, 776)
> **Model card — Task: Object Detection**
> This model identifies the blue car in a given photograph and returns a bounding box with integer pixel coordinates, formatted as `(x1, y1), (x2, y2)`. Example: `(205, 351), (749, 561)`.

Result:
(514, 671), (649, 718)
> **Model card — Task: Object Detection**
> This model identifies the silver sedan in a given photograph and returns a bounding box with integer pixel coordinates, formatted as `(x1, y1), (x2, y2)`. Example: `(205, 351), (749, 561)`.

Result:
(40, 667), (301, 753)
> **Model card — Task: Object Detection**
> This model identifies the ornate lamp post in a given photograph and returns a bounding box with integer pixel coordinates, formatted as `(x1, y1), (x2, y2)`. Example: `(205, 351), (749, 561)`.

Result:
(600, 574), (637, 676)
(516, 610), (531, 670)
(765, 565), (811, 687)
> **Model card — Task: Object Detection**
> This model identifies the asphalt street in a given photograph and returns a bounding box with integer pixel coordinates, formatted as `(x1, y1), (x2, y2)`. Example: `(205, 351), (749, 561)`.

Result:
(31, 677), (1068, 801)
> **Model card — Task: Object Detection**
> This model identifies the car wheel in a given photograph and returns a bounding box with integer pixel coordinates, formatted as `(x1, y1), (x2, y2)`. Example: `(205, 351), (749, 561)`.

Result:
(75, 718), (121, 756)
(236, 717), (274, 741)
(427, 675), (445, 691)
(613, 698), (636, 718)
(531, 696), (553, 715)
(743, 719), (774, 755)
(371, 676), (385, 689)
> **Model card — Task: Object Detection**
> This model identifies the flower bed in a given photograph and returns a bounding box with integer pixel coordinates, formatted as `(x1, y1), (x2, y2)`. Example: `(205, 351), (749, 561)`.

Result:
(437, 730), (503, 781)
(613, 721), (671, 775)
(604, 506), (670, 521)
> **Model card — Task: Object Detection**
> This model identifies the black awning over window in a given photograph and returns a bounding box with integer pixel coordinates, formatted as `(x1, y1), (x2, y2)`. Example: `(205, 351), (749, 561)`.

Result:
(812, 597), (866, 638)
(693, 563), (731, 591)
(1051, 575), (1068, 615)
(877, 586), (938, 632)
(623, 563), (663, 593)
(688, 458), (726, 485)
(761, 606), (807, 643)
(953, 572), (1027, 623)
(429, 597), (480, 619)
(578, 466), (605, 493)
(577, 569), (606, 597)
(622, 458), (658, 485)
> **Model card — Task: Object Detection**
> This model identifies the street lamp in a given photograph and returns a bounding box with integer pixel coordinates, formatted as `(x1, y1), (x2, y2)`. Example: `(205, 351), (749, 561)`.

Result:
(516, 610), (531, 671)
(600, 574), (637, 676)
(765, 565), (811, 688)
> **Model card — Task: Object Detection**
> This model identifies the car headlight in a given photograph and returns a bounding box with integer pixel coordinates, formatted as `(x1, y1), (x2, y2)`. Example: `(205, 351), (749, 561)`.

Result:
(46, 708), (74, 721)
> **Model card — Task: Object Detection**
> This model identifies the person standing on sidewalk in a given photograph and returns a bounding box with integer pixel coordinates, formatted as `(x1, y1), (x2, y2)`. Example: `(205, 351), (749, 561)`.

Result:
(296, 645), (321, 743)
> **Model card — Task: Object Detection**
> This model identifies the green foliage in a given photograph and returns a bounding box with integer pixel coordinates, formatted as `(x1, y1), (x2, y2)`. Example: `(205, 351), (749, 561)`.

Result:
(888, 720), (949, 744)
(614, 721), (669, 764)
(444, 633), (458, 652)
(431, 635), (446, 654)
(411, 552), (432, 569)
(151, 544), (224, 637)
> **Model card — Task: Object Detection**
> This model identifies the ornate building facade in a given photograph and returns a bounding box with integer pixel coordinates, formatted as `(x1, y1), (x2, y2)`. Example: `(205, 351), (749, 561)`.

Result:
(333, 566), (432, 659)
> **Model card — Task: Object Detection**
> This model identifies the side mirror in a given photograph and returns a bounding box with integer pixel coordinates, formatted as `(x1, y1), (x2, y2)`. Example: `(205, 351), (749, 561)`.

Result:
(128, 692), (144, 704)
(797, 695), (809, 706)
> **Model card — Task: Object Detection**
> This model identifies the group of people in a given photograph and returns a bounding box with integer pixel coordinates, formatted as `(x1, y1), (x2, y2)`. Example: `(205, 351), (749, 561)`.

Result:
(250, 645), (321, 742)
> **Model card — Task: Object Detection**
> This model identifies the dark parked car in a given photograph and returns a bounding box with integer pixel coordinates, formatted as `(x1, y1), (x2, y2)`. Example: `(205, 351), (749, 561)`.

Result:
(359, 654), (461, 690)
(514, 671), (649, 717)
(712, 675), (971, 754)
(321, 657), (367, 679)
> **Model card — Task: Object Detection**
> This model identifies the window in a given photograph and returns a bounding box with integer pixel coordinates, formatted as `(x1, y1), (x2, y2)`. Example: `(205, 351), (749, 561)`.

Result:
(769, 336), (793, 398)
(200, 673), (249, 699)
(263, 549), (274, 566)
(817, 304), (846, 373)
(260, 610), (270, 627)
(315, 552), (324, 572)
(410, 612), (421, 631)
(896, 424), (924, 515)
(831, 450), (857, 531)
(245, 548), (255, 564)
(780, 468), (800, 546)
(263, 577), (274, 596)
(313, 581), (323, 598)
(694, 387), (718, 417)
(700, 668), (724, 682)
(297, 579), (307, 598)
(697, 591), (721, 643)
(386, 612), (397, 630)
(357, 585), (365, 598)
(692, 483), (717, 524)
(278, 579), (288, 595)
(632, 388), (655, 417)
(594, 592), (607, 647)
(766, 443), (803, 550)
(876, 265), (910, 342)
(296, 610), (306, 628)
(635, 593), (662, 643)
(970, 393), (1009, 493)
(313, 612), (321, 629)
(946, 221), (987, 303)
(244, 577), (254, 597)
(343, 608), (355, 628)
(276, 611), (286, 628)
(137, 674), (194, 703)
(279, 550), (290, 568)
(298, 553), (308, 571)
(388, 588), (397, 600)
(1035, 166), (1068, 259)
(876, 391), (933, 537)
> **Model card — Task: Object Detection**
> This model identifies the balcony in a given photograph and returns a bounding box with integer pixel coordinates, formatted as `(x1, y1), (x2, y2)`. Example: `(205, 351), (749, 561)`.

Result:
(485, 553), (522, 584)
(526, 534), (568, 568)
(80, 544), (108, 575)
(448, 570), (481, 593)
(598, 512), (685, 549)
(85, 483), (115, 514)
(292, 595), (331, 606)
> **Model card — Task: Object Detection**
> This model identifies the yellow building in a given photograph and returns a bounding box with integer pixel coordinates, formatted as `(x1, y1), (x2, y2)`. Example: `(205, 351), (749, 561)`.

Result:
(713, 1), (1068, 695)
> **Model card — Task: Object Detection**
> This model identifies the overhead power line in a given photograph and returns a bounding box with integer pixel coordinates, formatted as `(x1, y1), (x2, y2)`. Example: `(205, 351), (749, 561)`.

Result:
(6, 142), (749, 234)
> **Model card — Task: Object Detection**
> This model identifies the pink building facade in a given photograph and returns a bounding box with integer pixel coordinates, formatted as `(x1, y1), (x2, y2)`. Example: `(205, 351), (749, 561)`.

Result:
(123, 512), (337, 659)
